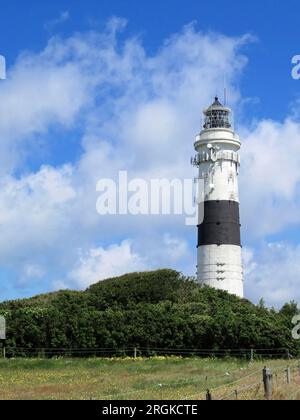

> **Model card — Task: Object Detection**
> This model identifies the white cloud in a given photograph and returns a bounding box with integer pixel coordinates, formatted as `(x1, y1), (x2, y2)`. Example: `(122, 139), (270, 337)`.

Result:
(44, 11), (70, 32)
(0, 22), (249, 290)
(19, 264), (45, 286)
(0, 56), (90, 173)
(244, 242), (300, 307)
(240, 118), (300, 239)
(0, 18), (136, 174)
(0, 165), (77, 269)
(67, 240), (148, 289)
(163, 234), (189, 261)
(242, 247), (257, 276)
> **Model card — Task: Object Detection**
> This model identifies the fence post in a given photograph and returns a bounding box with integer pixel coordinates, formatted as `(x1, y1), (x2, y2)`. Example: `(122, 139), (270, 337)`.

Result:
(285, 348), (290, 360)
(3, 346), (5, 359)
(286, 366), (291, 384)
(134, 347), (137, 359)
(159, 384), (163, 400)
(263, 367), (272, 400)
(250, 349), (254, 363)
(206, 389), (212, 400)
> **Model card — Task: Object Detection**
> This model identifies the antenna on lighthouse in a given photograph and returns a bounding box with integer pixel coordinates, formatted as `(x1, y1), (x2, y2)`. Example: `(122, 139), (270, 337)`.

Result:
(223, 74), (227, 106)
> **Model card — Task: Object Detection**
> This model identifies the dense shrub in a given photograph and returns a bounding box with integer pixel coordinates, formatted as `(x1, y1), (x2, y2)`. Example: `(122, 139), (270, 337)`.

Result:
(0, 269), (299, 355)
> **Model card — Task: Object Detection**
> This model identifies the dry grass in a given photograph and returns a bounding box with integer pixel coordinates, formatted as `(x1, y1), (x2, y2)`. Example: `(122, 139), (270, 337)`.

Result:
(0, 357), (298, 400)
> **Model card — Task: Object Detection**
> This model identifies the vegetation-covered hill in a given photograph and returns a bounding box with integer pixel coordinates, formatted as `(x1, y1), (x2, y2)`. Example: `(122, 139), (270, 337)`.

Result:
(0, 269), (299, 355)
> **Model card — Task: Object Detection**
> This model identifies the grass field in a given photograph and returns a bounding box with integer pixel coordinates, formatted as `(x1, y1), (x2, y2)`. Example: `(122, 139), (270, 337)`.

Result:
(0, 357), (299, 400)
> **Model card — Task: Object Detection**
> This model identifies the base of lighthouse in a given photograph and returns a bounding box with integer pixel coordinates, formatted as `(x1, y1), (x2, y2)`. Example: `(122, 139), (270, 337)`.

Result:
(197, 245), (244, 298)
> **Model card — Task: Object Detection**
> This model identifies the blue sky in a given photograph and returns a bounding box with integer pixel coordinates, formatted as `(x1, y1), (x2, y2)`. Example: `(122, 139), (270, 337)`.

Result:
(0, 0), (300, 307)
(1, 0), (299, 121)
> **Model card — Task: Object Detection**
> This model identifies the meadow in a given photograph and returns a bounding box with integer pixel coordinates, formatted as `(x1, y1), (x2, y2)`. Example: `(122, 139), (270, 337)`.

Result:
(0, 357), (299, 400)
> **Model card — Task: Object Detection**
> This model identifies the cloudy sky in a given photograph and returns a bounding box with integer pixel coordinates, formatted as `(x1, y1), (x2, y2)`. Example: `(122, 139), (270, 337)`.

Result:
(0, 0), (300, 307)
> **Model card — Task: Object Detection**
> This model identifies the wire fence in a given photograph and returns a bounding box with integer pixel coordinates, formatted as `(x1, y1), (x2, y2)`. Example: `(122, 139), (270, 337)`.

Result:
(0, 346), (294, 360)
(182, 366), (263, 400)
(104, 363), (264, 400)
(103, 362), (300, 400)
(213, 362), (300, 401)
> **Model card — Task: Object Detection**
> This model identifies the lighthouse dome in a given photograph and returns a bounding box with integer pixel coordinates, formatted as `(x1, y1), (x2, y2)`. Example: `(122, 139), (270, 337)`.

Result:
(203, 97), (232, 130)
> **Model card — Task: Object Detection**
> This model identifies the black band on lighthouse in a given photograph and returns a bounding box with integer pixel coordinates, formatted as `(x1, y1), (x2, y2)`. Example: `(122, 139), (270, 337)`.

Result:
(198, 201), (241, 247)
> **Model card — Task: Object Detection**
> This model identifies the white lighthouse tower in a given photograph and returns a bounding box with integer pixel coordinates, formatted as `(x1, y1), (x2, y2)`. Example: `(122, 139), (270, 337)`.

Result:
(192, 97), (244, 298)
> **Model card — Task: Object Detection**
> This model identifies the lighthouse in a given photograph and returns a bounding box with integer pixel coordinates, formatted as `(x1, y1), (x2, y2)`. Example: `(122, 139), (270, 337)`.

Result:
(192, 97), (244, 298)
